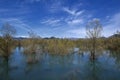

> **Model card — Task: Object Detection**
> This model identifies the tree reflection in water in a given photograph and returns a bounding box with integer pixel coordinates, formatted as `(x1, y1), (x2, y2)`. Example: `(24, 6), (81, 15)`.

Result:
(109, 50), (120, 69)
(0, 59), (10, 80)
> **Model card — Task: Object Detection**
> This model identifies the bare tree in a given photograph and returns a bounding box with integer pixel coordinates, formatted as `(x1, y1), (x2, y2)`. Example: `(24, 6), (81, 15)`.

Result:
(23, 30), (41, 64)
(0, 22), (16, 61)
(28, 31), (39, 53)
(86, 19), (103, 60)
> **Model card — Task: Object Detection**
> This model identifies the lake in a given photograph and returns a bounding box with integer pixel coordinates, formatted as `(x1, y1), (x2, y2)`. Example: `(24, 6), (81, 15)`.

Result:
(0, 47), (120, 80)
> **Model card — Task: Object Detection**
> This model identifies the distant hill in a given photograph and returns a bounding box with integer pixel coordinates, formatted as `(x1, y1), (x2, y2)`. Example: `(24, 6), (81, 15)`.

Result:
(12, 33), (120, 40)
(13, 37), (28, 40)
(109, 33), (120, 38)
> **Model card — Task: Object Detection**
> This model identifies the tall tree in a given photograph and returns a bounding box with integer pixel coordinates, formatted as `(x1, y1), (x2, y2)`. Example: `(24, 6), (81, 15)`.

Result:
(86, 19), (103, 60)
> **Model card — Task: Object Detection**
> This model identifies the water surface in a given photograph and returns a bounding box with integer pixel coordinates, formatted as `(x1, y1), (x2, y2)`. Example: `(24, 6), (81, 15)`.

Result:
(0, 47), (120, 80)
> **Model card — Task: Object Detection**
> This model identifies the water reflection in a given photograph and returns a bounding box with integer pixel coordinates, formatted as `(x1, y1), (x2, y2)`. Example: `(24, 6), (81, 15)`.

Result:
(0, 48), (120, 80)
(0, 59), (10, 80)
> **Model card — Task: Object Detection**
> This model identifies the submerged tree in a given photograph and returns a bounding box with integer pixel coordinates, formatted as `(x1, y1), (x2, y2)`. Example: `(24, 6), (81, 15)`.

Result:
(23, 31), (40, 54)
(0, 23), (16, 61)
(86, 19), (103, 60)
(23, 30), (41, 64)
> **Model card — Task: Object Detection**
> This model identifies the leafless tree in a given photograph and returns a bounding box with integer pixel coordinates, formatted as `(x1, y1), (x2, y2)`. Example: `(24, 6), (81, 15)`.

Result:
(86, 19), (103, 60)
(0, 22), (16, 61)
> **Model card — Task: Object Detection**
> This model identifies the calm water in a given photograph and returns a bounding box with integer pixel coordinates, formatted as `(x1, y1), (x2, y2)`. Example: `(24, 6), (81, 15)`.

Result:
(0, 47), (120, 80)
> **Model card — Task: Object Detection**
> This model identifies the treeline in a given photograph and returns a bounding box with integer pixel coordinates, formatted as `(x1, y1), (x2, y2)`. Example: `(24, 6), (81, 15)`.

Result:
(20, 36), (120, 54)
(107, 37), (120, 51)
(22, 38), (75, 55)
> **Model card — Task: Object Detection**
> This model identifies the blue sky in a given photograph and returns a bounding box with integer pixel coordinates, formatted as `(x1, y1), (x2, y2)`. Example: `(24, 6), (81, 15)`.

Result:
(0, 0), (120, 38)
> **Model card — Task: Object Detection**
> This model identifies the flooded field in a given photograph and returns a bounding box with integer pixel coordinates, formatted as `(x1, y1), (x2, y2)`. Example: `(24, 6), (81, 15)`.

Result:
(0, 47), (120, 80)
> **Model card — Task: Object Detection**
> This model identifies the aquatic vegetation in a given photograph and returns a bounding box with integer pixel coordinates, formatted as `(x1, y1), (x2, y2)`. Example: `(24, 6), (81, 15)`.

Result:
(21, 31), (42, 64)
(0, 23), (16, 61)
(42, 39), (75, 55)
(107, 37), (120, 51)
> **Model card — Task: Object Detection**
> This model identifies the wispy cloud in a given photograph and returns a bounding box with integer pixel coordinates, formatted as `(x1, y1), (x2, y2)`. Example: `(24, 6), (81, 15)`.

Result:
(0, 18), (36, 37)
(63, 7), (84, 16)
(0, 7), (31, 17)
(41, 19), (60, 24)
(40, 18), (62, 27)
(103, 12), (120, 37)
(41, 17), (84, 27)
(66, 27), (86, 38)
(1, 18), (31, 31)
(61, 7), (87, 26)
(63, 7), (76, 15)
(40, 5), (88, 31)
(40, 1), (86, 27)
(66, 19), (84, 25)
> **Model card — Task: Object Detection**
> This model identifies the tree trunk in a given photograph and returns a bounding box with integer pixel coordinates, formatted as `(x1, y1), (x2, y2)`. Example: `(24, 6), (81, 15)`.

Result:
(90, 37), (96, 60)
